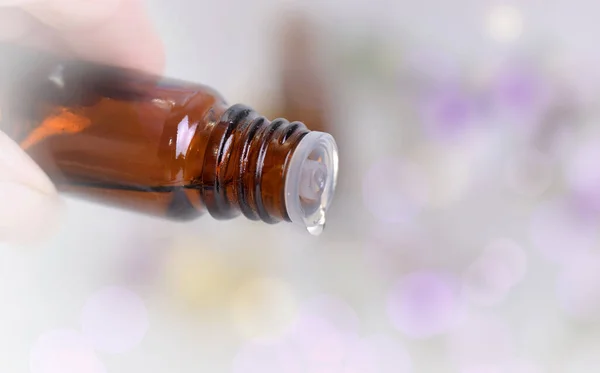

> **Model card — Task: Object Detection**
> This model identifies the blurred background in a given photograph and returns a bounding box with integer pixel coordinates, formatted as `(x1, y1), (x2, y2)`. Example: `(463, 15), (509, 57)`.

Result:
(5, 0), (600, 372)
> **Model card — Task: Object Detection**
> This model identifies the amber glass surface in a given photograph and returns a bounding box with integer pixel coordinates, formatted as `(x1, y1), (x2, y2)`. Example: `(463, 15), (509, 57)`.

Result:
(0, 43), (309, 223)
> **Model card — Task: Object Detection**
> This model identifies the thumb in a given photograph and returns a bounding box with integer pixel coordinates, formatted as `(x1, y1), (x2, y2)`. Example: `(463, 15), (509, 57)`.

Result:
(0, 130), (62, 244)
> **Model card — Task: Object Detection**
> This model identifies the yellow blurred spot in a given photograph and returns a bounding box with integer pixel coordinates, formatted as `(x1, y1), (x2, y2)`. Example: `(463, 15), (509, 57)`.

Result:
(487, 5), (523, 43)
(165, 243), (241, 308)
(230, 277), (298, 341)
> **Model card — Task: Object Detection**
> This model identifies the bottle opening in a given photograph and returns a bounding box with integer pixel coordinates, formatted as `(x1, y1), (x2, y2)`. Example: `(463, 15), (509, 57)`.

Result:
(285, 131), (339, 235)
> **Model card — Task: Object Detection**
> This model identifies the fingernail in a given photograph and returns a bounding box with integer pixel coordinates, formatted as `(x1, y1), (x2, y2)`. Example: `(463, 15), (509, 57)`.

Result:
(0, 182), (63, 245)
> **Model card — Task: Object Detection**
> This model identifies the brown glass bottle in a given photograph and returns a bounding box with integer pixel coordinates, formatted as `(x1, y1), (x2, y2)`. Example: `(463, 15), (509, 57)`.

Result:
(0, 43), (338, 234)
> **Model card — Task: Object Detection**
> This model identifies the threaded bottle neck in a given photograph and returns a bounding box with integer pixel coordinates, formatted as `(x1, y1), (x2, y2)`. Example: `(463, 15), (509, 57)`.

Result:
(200, 104), (309, 224)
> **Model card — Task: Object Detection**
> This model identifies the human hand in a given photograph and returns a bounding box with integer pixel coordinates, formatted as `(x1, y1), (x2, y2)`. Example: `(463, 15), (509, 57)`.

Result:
(0, 0), (165, 244)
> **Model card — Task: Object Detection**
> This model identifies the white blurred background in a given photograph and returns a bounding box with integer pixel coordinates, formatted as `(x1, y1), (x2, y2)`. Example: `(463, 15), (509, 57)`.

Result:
(4, 0), (600, 372)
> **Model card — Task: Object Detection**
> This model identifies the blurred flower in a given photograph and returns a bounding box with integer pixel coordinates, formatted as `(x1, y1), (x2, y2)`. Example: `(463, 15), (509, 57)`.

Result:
(462, 238), (528, 307)
(30, 329), (105, 373)
(80, 286), (148, 354)
(418, 86), (477, 143)
(483, 62), (552, 132)
(387, 271), (465, 339)
(230, 277), (298, 342)
(556, 251), (600, 322)
(529, 198), (598, 264)
(491, 66), (545, 114)
(362, 157), (427, 224)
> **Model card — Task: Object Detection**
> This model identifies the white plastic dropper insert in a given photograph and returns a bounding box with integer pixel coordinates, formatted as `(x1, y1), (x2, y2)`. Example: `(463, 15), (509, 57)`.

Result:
(284, 131), (339, 235)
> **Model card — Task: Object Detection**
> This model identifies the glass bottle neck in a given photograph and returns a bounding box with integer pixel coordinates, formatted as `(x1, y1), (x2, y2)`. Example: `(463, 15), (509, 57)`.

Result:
(201, 104), (338, 234)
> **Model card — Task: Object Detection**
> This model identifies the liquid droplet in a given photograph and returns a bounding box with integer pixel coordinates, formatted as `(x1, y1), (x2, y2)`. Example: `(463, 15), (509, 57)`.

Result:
(307, 223), (325, 236)
(306, 212), (326, 236)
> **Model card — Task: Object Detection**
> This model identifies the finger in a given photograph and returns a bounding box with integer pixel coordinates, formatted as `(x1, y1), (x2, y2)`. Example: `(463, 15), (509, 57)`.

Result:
(0, 130), (62, 244)
(24, 0), (165, 75)
(0, 181), (63, 245)
(23, 0), (122, 29)
(0, 130), (55, 194)
(0, 6), (37, 42)
(0, 0), (37, 5)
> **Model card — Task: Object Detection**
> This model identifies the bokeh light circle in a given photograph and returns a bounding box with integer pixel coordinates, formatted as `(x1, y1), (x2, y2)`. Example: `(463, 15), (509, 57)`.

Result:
(30, 329), (106, 373)
(165, 243), (242, 308)
(487, 5), (523, 43)
(529, 198), (598, 264)
(232, 295), (363, 373)
(462, 238), (527, 307)
(290, 295), (360, 367)
(80, 286), (149, 354)
(556, 252), (600, 322)
(295, 295), (360, 336)
(387, 271), (465, 338)
(231, 277), (298, 341)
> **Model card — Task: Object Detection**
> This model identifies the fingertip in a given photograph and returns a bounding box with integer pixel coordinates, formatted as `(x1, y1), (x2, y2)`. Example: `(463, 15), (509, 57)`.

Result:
(23, 0), (122, 31)
(24, 0), (166, 75)
(109, 26), (166, 76)
(0, 182), (63, 246)
(0, 130), (62, 245)
(139, 34), (166, 76)
(0, 132), (63, 246)
(0, 130), (55, 195)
